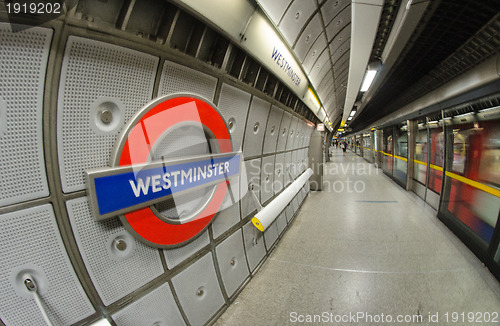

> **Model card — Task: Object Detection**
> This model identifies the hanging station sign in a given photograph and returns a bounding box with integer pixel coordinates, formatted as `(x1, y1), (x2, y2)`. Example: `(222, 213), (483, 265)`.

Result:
(86, 94), (242, 248)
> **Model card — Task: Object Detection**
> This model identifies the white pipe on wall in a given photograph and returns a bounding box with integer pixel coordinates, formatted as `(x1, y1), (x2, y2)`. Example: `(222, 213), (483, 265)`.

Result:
(252, 168), (313, 232)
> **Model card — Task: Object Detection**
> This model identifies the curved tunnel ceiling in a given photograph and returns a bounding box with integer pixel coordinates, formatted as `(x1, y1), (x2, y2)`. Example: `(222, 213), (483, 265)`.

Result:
(257, 0), (355, 125)
(256, 0), (500, 134)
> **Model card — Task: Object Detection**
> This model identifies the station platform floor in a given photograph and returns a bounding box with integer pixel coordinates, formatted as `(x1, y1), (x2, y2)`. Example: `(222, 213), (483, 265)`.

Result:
(214, 149), (500, 326)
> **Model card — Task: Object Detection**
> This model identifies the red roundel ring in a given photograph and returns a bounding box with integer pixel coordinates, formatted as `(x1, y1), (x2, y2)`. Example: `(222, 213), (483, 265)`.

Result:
(112, 94), (232, 248)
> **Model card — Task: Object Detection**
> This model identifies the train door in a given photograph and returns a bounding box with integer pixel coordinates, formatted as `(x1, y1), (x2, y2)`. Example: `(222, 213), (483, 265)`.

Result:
(382, 126), (393, 176)
(410, 117), (444, 210)
(412, 119), (429, 200)
(393, 122), (408, 187)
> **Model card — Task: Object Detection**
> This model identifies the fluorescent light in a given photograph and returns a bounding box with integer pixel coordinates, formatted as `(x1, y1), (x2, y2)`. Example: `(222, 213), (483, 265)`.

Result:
(347, 117), (352, 121)
(360, 70), (377, 92)
(454, 112), (474, 118)
(479, 105), (500, 113)
(349, 110), (356, 117)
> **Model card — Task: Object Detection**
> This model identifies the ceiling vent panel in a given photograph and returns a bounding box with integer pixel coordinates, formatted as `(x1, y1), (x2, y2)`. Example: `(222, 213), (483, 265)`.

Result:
(321, 0), (351, 26)
(293, 13), (323, 61)
(279, 0), (318, 45)
(302, 34), (327, 72)
(325, 6), (351, 42)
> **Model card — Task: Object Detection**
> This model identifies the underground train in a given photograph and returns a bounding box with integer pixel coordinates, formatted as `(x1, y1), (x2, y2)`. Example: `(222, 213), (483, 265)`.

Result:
(349, 104), (500, 281)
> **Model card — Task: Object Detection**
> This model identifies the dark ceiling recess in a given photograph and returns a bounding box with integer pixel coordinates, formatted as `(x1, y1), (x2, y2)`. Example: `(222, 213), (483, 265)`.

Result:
(370, 0), (401, 63)
(351, 0), (500, 132)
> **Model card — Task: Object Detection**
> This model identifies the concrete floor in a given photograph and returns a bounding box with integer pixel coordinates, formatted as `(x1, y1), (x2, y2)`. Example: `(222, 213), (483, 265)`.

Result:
(214, 149), (500, 326)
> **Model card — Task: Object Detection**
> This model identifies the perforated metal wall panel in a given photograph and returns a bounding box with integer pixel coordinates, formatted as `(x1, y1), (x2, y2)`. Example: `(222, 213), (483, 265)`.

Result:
(286, 117), (299, 151)
(298, 149), (307, 174)
(306, 126), (314, 147)
(242, 221), (266, 272)
(284, 151), (293, 185)
(321, 0), (350, 25)
(299, 186), (307, 203)
(241, 158), (261, 219)
(279, 0), (317, 45)
(0, 24), (51, 207)
(303, 128), (310, 148)
(274, 153), (285, 194)
(297, 186), (305, 204)
(277, 112), (292, 152)
(264, 221), (279, 251)
(217, 84), (251, 151)
(285, 204), (294, 223)
(57, 36), (159, 193)
(243, 96), (270, 158)
(294, 123), (303, 149)
(215, 229), (249, 298)
(293, 13), (322, 62)
(66, 197), (164, 305)
(292, 196), (299, 214)
(262, 106), (284, 155)
(302, 34), (327, 71)
(293, 122), (304, 149)
(164, 231), (210, 269)
(296, 149), (303, 174)
(276, 212), (287, 235)
(325, 6), (351, 42)
(260, 155), (275, 203)
(291, 150), (298, 178)
(111, 282), (186, 326)
(257, 0), (293, 25)
(171, 252), (225, 326)
(0, 205), (94, 325)
(212, 199), (241, 239)
(158, 60), (218, 101)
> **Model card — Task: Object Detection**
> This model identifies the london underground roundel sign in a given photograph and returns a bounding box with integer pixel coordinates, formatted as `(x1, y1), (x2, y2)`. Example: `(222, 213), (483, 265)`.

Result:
(86, 94), (241, 248)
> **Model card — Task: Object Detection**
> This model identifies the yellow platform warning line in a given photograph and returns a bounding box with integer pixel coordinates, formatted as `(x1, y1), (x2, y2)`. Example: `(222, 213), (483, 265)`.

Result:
(445, 171), (500, 198)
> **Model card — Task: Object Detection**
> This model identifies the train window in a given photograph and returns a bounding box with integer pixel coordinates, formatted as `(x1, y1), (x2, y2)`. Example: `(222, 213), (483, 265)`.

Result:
(477, 121), (500, 188)
(428, 124), (444, 195)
